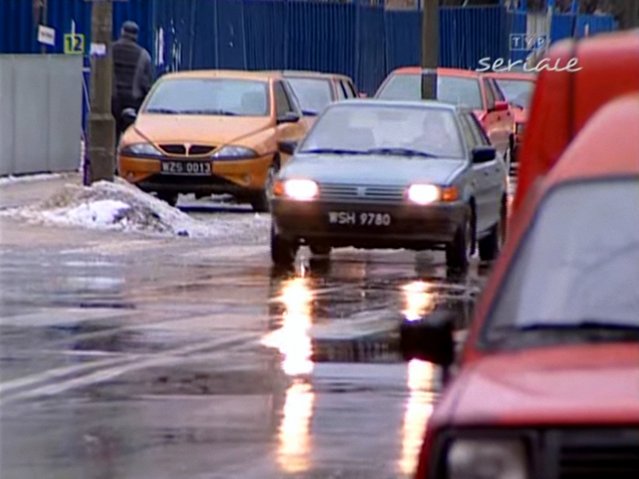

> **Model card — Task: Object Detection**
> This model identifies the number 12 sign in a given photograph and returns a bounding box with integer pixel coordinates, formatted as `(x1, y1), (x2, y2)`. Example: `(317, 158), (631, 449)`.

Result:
(64, 33), (85, 54)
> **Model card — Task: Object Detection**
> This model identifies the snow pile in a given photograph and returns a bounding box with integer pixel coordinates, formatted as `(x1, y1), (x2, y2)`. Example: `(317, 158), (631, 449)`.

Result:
(1, 180), (226, 238)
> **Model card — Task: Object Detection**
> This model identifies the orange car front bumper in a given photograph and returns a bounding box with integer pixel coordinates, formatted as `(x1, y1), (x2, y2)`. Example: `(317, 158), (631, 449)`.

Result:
(118, 154), (274, 196)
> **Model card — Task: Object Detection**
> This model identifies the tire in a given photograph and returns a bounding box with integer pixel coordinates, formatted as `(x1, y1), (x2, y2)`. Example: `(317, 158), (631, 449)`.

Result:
(310, 245), (331, 256)
(446, 208), (473, 270)
(270, 225), (298, 266)
(479, 199), (507, 261)
(251, 164), (277, 213)
(157, 192), (178, 207)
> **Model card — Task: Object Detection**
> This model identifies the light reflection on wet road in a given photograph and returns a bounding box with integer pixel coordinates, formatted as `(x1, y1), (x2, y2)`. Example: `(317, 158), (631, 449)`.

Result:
(0, 206), (489, 478)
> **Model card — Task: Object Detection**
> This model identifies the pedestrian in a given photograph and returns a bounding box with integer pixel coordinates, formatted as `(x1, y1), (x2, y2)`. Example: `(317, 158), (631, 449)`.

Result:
(112, 21), (153, 141)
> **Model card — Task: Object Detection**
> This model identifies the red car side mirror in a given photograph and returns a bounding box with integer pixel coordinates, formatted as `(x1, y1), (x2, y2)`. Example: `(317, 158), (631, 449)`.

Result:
(492, 100), (509, 112)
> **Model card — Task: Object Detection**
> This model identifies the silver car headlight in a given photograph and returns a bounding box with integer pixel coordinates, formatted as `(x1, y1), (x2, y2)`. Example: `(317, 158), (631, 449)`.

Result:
(120, 142), (163, 158)
(447, 438), (529, 479)
(282, 179), (319, 201)
(407, 184), (459, 204)
(212, 145), (258, 159)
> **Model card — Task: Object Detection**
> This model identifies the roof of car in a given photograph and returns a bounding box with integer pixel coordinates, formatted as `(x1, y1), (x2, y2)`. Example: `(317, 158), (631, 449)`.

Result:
(543, 93), (639, 184)
(391, 67), (481, 78)
(330, 99), (460, 111)
(484, 71), (537, 81)
(159, 70), (282, 81)
(269, 70), (353, 81)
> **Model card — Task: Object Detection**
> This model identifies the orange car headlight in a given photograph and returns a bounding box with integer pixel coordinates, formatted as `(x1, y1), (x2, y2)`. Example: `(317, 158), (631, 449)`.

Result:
(212, 145), (258, 160)
(120, 143), (163, 158)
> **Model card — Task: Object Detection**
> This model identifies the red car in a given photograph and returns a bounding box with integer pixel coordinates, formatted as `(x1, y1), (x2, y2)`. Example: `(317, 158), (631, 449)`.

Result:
(401, 94), (639, 478)
(485, 72), (536, 169)
(376, 67), (515, 166)
(514, 31), (639, 213)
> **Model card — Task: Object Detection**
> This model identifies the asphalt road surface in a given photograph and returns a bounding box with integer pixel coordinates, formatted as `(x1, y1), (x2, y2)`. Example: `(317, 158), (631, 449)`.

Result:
(0, 197), (490, 479)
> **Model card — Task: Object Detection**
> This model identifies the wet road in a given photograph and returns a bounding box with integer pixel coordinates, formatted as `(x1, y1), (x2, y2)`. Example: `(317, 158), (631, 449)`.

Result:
(0, 198), (489, 479)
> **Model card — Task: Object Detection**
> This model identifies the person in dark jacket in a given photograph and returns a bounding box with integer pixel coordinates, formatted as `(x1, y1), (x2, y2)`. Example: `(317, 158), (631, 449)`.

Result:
(112, 21), (153, 138)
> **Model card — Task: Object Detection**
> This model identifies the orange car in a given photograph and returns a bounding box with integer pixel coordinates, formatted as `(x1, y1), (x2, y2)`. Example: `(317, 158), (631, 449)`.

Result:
(402, 93), (639, 479)
(375, 67), (515, 164)
(117, 70), (308, 210)
(485, 71), (536, 168)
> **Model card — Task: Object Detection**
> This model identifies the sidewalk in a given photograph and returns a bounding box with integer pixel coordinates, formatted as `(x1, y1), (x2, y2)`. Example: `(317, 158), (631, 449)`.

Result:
(0, 173), (81, 210)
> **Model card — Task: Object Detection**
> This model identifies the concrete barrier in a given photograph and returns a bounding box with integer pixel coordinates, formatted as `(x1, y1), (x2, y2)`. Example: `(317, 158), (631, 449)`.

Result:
(0, 55), (82, 176)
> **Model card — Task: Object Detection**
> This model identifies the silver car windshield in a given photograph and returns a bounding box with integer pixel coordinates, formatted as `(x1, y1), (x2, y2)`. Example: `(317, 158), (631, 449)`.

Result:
(299, 105), (465, 159)
(144, 78), (269, 116)
(377, 74), (483, 110)
(287, 78), (333, 115)
(484, 180), (639, 345)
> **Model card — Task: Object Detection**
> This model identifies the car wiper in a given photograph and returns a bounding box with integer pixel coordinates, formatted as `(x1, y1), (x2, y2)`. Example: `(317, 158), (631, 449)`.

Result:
(300, 148), (369, 155)
(514, 320), (639, 338)
(301, 109), (319, 116)
(146, 108), (180, 114)
(365, 147), (439, 158)
(180, 109), (238, 116)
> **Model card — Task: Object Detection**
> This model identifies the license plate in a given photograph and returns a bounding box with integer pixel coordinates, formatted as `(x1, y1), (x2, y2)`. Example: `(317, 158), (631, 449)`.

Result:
(160, 161), (211, 176)
(328, 211), (392, 227)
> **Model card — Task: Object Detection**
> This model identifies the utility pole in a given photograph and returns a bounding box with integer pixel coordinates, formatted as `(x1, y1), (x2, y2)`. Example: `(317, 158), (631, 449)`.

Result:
(421, 0), (439, 100)
(87, 0), (115, 183)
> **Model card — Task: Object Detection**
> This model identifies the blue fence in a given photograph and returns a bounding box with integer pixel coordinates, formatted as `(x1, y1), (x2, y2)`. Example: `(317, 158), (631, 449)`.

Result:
(1, 1), (618, 96)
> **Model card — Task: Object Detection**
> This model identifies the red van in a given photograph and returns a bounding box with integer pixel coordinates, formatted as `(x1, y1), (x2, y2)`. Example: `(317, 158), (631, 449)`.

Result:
(513, 30), (639, 213)
(402, 93), (639, 479)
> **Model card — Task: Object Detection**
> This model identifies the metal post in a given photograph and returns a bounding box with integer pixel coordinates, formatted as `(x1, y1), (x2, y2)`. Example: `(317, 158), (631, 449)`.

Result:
(88, 0), (115, 183)
(420, 0), (438, 100)
(41, 0), (48, 54)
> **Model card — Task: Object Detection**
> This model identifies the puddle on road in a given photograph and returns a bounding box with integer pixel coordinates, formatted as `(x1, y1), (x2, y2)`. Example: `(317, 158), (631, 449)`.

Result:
(263, 264), (475, 366)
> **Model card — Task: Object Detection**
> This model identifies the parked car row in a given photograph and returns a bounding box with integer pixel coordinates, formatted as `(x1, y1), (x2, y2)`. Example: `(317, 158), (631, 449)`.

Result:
(116, 66), (533, 268)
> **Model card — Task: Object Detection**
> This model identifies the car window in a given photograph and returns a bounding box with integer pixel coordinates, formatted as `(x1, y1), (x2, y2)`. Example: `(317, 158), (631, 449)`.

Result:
(286, 77), (332, 115)
(300, 104), (464, 159)
(496, 78), (535, 109)
(467, 113), (491, 146)
(490, 79), (506, 102)
(376, 73), (483, 110)
(482, 180), (639, 347)
(144, 78), (269, 116)
(342, 79), (357, 98)
(274, 81), (294, 116)
(458, 114), (477, 150)
(335, 79), (347, 100)
(483, 79), (496, 110)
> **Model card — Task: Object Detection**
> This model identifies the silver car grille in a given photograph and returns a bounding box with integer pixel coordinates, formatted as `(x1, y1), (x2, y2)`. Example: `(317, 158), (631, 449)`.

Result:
(319, 183), (406, 204)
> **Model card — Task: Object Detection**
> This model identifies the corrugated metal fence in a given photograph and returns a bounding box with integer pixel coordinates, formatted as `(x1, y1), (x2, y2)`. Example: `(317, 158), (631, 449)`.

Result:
(1, 1), (618, 89)
(0, 1), (617, 94)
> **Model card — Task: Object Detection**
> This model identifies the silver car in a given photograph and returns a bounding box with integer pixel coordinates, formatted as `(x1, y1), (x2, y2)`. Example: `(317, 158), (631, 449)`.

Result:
(271, 100), (508, 269)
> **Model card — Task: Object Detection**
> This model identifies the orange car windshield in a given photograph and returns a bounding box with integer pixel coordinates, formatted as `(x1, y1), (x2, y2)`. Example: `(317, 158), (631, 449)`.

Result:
(482, 179), (639, 347)
(144, 78), (269, 116)
(376, 74), (482, 110)
(495, 79), (534, 109)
